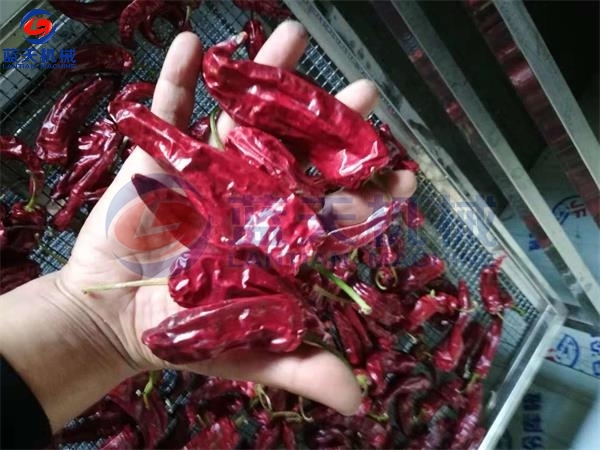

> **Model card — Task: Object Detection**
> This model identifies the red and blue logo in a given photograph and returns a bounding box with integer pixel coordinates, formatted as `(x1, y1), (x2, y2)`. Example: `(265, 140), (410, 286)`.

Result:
(21, 9), (55, 45)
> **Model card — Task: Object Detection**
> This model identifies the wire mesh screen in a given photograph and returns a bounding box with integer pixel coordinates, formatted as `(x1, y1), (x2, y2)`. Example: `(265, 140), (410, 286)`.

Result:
(1, 0), (546, 447)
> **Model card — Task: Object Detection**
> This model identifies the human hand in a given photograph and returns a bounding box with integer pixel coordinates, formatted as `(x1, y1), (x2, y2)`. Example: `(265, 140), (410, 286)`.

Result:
(0, 21), (417, 432)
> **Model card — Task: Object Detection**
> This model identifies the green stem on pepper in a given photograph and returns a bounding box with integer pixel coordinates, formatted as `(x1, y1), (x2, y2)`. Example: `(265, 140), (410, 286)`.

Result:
(82, 277), (168, 294)
(312, 264), (372, 315)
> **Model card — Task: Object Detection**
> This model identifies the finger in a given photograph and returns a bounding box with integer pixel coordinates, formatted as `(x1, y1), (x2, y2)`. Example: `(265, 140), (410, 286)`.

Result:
(334, 79), (379, 118)
(152, 31), (204, 129)
(215, 20), (310, 141)
(326, 170), (418, 226)
(181, 345), (361, 415)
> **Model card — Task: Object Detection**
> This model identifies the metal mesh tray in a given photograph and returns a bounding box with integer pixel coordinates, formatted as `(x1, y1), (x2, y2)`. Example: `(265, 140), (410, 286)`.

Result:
(0, 1), (565, 448)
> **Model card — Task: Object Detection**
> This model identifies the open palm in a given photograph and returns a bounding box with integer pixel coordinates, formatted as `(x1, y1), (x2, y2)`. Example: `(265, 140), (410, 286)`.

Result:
(57, 22), (417, 416)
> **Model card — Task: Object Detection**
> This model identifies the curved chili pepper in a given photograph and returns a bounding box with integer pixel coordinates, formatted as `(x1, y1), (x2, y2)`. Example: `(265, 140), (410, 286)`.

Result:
(52, 119), (121, 230)
(142, 295), (305, 364)
(479, 256), (506, 314)
(366, 351), (417, 395)
(397, 254), (446, 294)
(119, 0), (166, 48)
(449, 382), (483, 449)
(50, 0), (129, 24)
(46, 45), (134, 87)
(203, 33), (390, 189)
(0, 135), (44, 200)
(113, 81), (156, 104)
(381, 375), (432, 413)
(351, 282), (406, 326)
(0, 256), (40, 294)
(456, 321), (486, 379)
(233, 0), (291, 18)
(226, 126), (325, 198)
(405, 290), (457, 331)
(243, 19), (267, 59)
(433, 280), (472, 372)
(139, 1), (193, 48)
(340, 303), (372, 354)
(35, 76), (116, 165)
(332, 305), (363, 366)
(5, 201), (46, 254)
(472, 316), (502, 380)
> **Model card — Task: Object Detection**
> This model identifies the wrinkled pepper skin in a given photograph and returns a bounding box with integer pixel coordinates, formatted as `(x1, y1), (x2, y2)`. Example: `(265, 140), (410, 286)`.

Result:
(243, 19), (267, 59)
(119, 0), (166, 48)
(142, 295), (305, 364)
(203, 34), (390, 189)
(449, 382), (483, 449)
(405, 291), (457, 331)
(332, 305), (363, 366)
(46, 45), (134, 87)
(168, 244), (296, 308)
(397, 254), (446, 294)
(184, 417), (239, 450)
(366, 351), (417, 395)
(35, 77), (116, 165)
(52, 119), (121, 230)
(50, 0), (129, 24)
(139, 1), (194, 47)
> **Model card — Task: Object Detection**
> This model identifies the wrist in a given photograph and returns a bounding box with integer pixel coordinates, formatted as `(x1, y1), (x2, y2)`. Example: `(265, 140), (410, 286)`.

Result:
(0, 270), (137, 432)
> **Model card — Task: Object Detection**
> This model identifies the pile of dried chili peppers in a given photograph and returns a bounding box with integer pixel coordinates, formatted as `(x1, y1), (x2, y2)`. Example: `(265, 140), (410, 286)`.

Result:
(0, 1), (516, 448)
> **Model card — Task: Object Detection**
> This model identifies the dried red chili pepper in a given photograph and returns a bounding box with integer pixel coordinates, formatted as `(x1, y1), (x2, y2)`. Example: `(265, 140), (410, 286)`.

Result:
(203, 33), (390, 189)
(98, 425), (141, 450)
(397, 254), (446, 294)
(332, 305), (363, 366)
(5, 201), (46, 254)
(113, 81), (156, 104)
(472, 316), (502, 380)
(119, 0), (166, 48)
(366, 351), (417, 395)
(35, 76), (116, 165)
(377, 122), (420, 173)
(351, 281), (405, 326)
(52, 119), (121, 230)
(254, 422), (281, 449)
(167, 242), (295, 308)
(340, 302), (372, 354)
(139, 1), (194, 48)
(382, 375), (431, 408)
(479, 256), (507, 315)
(0, 256), (40, 294)
(50, 0), (129, 24)
(405, 290), (457, 331)
(46, 45), (134, 87)
(433, 280), (472, 372)
(107, 374), (168, 448)
(281, 423), (296, 450)
(233, 0), (291, 18)
(456, 321), (486, 379)
(449, 382), (483, 449)
(110, 101), (326, 276)
(243, 19), (267, 59)
(142, 294), (305, 364)
(396, 393), (419, 437)
(184, 416), (239, 450)
(0, 135), (44, 200)
(418, 378), (465, 422)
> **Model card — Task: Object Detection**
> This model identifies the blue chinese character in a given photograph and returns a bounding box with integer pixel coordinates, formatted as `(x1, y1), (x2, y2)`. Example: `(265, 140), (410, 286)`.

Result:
(59, 48), (76, 63)
(40, 48), (56, 63)
(2, 48), (19, 62)
(522, 393), (542, 411)
(521, 435), (544, 449)
(590, 339), (600, 357)
(523, 413), (543, 433)
(21, 48), (38, 63)
(555, 334), (580, 368)
(593, 360), (600, 378)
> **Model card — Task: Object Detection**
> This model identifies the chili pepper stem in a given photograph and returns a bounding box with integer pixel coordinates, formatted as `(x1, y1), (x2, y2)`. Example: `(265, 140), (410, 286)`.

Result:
(374, 266), (398, 290)
(313, 264), (372, 315)
(270, 411), (304, 423)
(209, 107), (224, 150)
(255, 384), (272, 411)
(298, 397), (313, 422)
(82, 277), (168, 294)
(312, 284), (348, 304)
(510, 304), (526, 316)
(355, 373), (370, 396)
(137, 370), (160, 409)
(366, 411), (389, 423)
